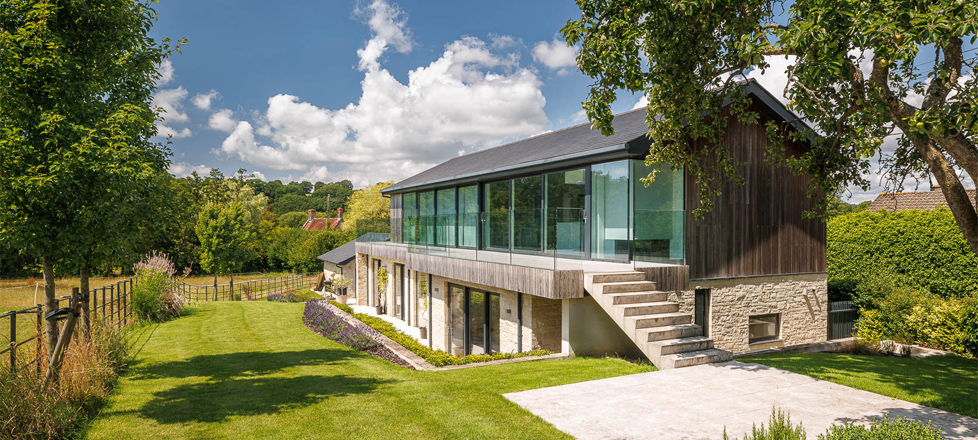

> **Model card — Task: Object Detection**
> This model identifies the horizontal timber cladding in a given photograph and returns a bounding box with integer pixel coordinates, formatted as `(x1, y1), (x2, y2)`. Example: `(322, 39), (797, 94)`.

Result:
(356, 242), (407, 261)
(407, 253), (584, 300)
(685, 101), (827, 280)
(636, 266), (690, 292)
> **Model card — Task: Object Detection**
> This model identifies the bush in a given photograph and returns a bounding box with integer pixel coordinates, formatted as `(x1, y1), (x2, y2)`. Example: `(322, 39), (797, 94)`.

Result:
(828, 208), (978, 298)
(827, 278), (859, 302)
(132, 252), (183, 322)
(326, 300), (551, 367)
(278, 211), (309, 228)
(723, 409), (806, 440)
(303, 301), (377, 351)
(0, 323), (129, 440)
(819, 417), (944, 439)
(267, 293), (301, 303)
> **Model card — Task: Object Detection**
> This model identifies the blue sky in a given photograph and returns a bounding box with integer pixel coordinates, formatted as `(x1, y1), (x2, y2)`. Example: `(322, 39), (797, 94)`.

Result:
(150, 0), (973, 202)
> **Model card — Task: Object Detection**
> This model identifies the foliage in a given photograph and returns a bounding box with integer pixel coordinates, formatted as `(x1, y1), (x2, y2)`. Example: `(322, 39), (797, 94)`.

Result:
(267, 293), (301, 303)
(0, 322), (129, 440)
(723, 408), (806, 440)
(825, 197), (871, 219)
(742, 352), (977, 418)
(329, 300), (551, 367)
(819, 417), (945, 440)
(304, 301), (378, 352)
(829, 209), (978, 297)
(195, 202), (257, 274)
(278, 211), (310, 228)
(342, 181), (394, 232)
(132, 252), (183, 322)
(827, 278), (859, 302)
(563, 0), (978, 255)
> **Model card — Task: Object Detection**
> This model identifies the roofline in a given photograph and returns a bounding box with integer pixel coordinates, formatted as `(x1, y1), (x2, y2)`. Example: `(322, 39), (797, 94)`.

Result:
(381, 80), (814, 195)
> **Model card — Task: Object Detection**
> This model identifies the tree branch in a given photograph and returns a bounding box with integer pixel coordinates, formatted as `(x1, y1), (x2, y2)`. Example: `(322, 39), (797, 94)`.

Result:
(922, 37), (963, 110)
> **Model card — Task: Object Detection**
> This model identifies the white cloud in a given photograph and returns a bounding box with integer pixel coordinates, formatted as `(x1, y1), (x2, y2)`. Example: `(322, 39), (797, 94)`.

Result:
(490, 34), (519, 49)
(356, 0), (413, 72)
(569, 110), (588, 124)
(191, 90), (220, 110)
(155, 60), (175, 87)
(152, 86), (191, 139)
(633, 95), (648, 110)
(168, 162), (210, 177)
(531, 38), (579, 75)
(251, 171), (268, 182)
(208, 109), (236, 132)
(156, 125), (192, 139)
(217, 0), (548, 187)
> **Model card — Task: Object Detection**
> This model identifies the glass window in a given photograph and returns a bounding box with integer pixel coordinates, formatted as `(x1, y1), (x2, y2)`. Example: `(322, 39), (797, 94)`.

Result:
(545, 169), (585, 256)
(469, 290), (487, 355)
(458, 185), (478, 247)
(591, 161), (630, 262)
(631, 160), (685, 264)
(512, 176), (542, 252)
(418, 191), (434, 245)
(436, 188), (456, 247)
(402, 192), (417, 244)
(749, 314), (780, 344)
(449, 284), (465, 356)
(484, 180), (511, 249)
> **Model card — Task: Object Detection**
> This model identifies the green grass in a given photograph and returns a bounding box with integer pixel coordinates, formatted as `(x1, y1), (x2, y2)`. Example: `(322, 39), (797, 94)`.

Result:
(741, 352), (978, 418)
(86, 301), (653, 439)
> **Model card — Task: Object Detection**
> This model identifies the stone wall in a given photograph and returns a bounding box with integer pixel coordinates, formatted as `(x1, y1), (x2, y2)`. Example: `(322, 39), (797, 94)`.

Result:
(430, 276), (449, 352)
(668, 274), (828, 353)
(354, 253), (368, 306)
(530, 296), (562, 352)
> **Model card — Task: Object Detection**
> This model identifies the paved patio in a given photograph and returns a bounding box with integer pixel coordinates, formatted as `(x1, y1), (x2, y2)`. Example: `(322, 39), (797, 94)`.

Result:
(504, 361), (977, 440)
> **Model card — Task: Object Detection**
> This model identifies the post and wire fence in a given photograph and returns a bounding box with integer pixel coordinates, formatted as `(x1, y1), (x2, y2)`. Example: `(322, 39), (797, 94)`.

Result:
(2, 272), (319, 376)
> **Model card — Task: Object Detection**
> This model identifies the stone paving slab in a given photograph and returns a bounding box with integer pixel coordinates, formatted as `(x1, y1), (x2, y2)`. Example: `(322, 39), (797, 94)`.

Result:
(504, 361), (977, 440)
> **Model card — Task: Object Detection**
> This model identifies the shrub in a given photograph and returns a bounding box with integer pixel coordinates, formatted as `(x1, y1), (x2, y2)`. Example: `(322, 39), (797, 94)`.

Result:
(0, 323), (129, 440)
(303, 301), (377, 351)
(818, 417), (944, 439)
(267, 293), (301, 303)
(827, 278), (859, 302)
(828, 208), (978, 298)
(132, 252), (183, 322)
(278, 211), (309, 228)
(325, 300), (551, 367)
(723, 408), (806, 440)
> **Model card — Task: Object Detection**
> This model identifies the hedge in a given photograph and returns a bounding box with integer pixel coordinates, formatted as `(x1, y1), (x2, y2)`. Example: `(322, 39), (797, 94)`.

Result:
(329, 301), (550, 367)
(828, 207), (978, 298)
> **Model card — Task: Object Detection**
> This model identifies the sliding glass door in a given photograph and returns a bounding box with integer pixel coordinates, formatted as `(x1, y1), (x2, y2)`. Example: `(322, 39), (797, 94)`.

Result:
(450, 284), (501, 355)
(591, 160), (630, 262)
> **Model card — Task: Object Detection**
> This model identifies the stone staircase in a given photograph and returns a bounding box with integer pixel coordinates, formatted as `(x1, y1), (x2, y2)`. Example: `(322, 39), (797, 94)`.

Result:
(585, 271), (732, 369)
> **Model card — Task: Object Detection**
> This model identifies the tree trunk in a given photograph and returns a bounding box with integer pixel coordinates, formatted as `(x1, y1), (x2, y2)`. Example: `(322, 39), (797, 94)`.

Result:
(41, 256), (59, 354)
(79, 264), (91, 339)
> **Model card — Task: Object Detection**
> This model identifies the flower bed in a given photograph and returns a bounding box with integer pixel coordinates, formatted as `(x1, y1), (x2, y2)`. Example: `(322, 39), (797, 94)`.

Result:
(328, 301), (550, 367)
(267, 293), (301, 303)
(303, 300), (411, 368)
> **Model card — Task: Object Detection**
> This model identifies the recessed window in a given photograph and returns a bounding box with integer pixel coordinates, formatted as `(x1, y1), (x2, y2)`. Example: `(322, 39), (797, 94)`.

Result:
(749, 314), (780, 344)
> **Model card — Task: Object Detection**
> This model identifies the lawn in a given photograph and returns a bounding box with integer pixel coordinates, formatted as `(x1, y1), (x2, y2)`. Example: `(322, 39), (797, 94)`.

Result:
(85, 301), (653, 439)
(741, 352), (978, 418)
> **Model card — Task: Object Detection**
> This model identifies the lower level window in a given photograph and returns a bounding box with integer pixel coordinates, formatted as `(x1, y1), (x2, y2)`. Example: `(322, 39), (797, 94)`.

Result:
(749, 314), (780, 344)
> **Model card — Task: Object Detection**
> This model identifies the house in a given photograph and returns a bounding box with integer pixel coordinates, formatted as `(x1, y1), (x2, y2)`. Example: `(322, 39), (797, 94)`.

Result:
(867, 187), (977, 212)
(302, 208), (344, 231)
(351, 80), (828, 369)
(317, 239), (357, 284)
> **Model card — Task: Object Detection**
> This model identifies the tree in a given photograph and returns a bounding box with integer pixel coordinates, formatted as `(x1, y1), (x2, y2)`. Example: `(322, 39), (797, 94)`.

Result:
(195, 203), (255, 274)
(0, 0), (178, 347)
(343, 181), (394, 232)
(564, 0), (978, 255)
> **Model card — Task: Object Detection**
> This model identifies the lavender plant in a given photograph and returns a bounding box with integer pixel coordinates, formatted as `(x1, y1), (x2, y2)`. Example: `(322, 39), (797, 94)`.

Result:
(132, 251), (183, 322)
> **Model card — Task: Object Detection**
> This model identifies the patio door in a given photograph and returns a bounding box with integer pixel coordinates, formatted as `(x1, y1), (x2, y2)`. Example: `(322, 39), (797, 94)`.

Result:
(394, 264), (405, 321)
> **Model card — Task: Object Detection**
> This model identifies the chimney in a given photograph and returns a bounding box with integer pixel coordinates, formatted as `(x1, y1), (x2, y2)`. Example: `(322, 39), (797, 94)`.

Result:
(307, 209), (316, 221)
(337, 208), (343, 220)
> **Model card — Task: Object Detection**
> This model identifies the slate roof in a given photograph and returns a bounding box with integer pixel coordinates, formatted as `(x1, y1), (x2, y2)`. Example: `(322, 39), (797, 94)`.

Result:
(382, 80), (810, 195)
(867, 188), (978, 212)
(317, 239), (356, 265)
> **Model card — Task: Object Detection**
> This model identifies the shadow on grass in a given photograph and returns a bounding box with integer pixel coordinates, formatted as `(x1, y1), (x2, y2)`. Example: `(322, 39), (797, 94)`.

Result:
(135, 348), (366, 381)
(738, 353), (978, 418)
(139, 374), (392, 424)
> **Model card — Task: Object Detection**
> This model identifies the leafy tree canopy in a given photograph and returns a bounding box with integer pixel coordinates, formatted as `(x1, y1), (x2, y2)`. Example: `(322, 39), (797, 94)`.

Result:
(343, 181), (394, 231)
(564, 0), (978, 254)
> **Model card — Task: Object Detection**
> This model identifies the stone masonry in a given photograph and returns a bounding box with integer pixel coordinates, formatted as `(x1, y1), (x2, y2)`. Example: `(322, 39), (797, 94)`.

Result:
(668, 274), (828, 354)
(530, 296), (562, 352)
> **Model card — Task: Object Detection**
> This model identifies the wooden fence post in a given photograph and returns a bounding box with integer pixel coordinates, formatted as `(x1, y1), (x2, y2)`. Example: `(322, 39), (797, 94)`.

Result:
(36, 307), (42, 377)
(109, 284), (115, 326)
(213, 275), (218, 301)
(230, 273), (234, 300)
(9, 312), (16, 373)
(43, 288), (82, 389)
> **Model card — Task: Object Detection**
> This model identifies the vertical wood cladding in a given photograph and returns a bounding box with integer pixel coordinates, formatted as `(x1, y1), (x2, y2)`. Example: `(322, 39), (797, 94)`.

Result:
(685, 102), (827, 280)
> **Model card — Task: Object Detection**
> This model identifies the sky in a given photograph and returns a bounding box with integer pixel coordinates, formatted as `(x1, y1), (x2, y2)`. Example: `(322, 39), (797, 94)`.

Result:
(150, 0), (974, 203)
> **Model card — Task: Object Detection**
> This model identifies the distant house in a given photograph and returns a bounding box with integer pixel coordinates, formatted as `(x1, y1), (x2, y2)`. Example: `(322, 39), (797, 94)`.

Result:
(302, 208), (344, 231)
(867, 187), (978, 212)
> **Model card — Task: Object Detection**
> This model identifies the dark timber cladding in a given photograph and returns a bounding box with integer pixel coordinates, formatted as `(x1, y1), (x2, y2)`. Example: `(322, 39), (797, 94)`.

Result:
(685, 102), (826, 280)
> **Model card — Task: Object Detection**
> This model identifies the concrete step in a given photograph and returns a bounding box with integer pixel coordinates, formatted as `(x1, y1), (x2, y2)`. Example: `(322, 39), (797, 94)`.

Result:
(589, 272), (646, 284)
(638, 324), (704, 342)
(648, 336), (715, 356)
(659, 349), (733, 369)
(626, 312), (692, 330)
(600, 281), (658, 294)
(621, 301), (680, 317)
(607, 291), (669, 305)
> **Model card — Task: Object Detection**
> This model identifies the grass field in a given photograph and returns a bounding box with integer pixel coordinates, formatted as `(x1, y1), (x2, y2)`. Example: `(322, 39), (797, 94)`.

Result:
(85, 301), (653, 439)
(742, 352), (978, 418)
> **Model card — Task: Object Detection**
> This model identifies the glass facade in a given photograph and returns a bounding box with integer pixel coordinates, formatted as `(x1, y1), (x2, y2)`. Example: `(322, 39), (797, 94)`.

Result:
(396, 159), (685, 265)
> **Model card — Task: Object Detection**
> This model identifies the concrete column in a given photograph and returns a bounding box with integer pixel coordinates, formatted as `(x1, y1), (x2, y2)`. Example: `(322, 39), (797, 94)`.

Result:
(561, 298), (575, 358)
